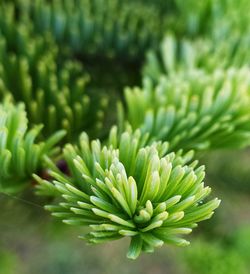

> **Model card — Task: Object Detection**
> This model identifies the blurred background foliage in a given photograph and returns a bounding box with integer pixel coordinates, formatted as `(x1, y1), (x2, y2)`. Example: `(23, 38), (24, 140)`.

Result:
(1, 0), (250, 273)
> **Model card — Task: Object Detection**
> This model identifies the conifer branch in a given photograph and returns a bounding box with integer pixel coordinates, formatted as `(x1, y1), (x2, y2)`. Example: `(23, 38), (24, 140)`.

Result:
(35, 127), (220, 259)
(0, 98), (65, 193)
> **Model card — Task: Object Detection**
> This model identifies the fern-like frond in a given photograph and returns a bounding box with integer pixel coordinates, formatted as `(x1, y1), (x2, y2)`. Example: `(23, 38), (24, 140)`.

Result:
(35, 127), (220, 259)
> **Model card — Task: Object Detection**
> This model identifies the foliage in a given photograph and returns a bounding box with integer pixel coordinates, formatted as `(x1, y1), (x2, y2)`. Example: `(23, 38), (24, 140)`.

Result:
(123, 67), (250, 151)
(0, 0), (250, 261)
(0, 3), (108, 140)
(35, 127), (220, 259)
(143, 34), (250, 82)
(0, 98), (65, 193)
(13, 0), (172, 61)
